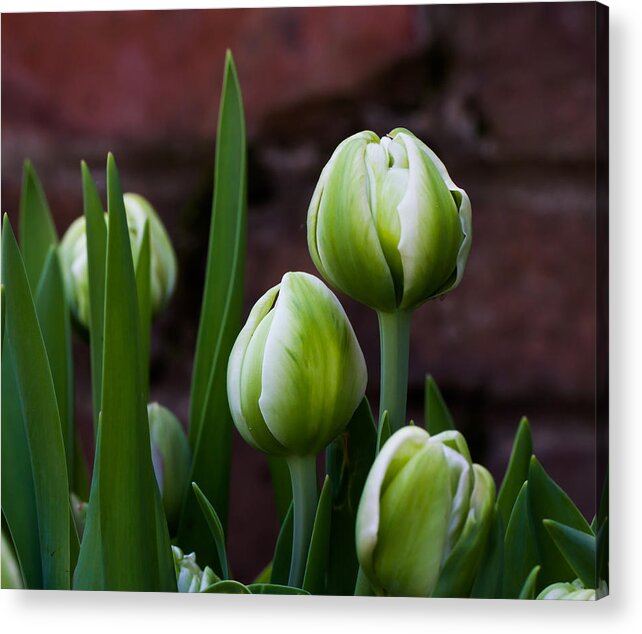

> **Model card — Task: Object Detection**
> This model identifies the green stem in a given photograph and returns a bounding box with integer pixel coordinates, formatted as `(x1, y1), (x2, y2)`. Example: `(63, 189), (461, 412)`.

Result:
(286, 454), (318, 587)
(377, 309), (412, 435)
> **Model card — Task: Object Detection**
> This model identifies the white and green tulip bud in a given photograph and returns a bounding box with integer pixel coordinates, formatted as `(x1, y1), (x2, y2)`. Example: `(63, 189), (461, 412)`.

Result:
(355, 426), (495, 597)
(1, 528), (23, 589)
(148, 403), (191, 534)
(307, 128), (471, 312)
(60, 192), (177, 328)
(227, 271), (367, 458)
(171, 546), (219, 593)
(537, 579), (596, 601)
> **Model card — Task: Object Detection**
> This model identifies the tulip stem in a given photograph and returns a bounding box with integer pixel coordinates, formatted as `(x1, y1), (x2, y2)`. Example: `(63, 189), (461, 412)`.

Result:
(287, 454), (318, 588)
(377, 309), (412, 435)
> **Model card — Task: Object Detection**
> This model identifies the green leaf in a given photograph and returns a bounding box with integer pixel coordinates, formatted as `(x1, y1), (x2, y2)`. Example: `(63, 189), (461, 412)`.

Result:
(179, 50), (247, 565)
(543, 519), (596, 588)
(270, 503), (294, 586)
(135, 220), (151, 404)
(527, 456), (592, 589)
(73, 155), (175, 591)
(518, 565), (541, 599)
(248, 583), (310, 595)
(1, 215), (70, 589)
(35, 247), (75, 485)
(425, 375), (455, 435)
(502, 482), (538, 598)
(18, 160), (58, 290)
(325, 397), (377, 595)
(267, 455), (292, 523)
(470, 507), (504, 598)
(202, 579), (250, 594)
(1, 340), (42, 589)
(497, 417), (532, 530)
(81, 161), (107, 433)
(191, 482), (229, 579)
(376, 410), (391, 453)
(302, 476), (332, 594)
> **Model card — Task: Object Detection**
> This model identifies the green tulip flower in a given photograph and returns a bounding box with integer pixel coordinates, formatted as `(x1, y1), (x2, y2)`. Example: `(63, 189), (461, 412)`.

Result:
(148, 403), (191, 535)
(356, 426), (495, 597)
(537, 579), (597, 601)
(227, 270), (367, 587)
(60, 192), (177, 328)
(172, 546), (219, 593)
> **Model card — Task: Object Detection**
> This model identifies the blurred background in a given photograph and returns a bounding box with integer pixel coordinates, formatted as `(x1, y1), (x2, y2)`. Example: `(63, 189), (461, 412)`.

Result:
(2, 3), (604, 583)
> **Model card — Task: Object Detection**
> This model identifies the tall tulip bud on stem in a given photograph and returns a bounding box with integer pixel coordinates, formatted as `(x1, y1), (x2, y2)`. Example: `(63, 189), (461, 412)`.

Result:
(355, 426), (494, 597)
(60, 192), (177, 329)
(308, 128), (471, 433)
(227, 272), (367, 587)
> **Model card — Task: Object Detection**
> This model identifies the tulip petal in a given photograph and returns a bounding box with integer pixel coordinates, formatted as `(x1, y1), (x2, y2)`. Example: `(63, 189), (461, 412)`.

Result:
(258, 272), (367, 455)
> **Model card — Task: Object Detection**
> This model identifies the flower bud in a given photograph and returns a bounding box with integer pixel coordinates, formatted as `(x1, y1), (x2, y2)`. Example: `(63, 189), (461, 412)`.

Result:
(60, 193), (177, 328)
(171, 546), (219, 592)
(227, 271), (367, 457)
(148, 403), (191, 534)
(307, 128), (471, 312)
(537, 579), (596, 601)
(355, 426), (494, 597)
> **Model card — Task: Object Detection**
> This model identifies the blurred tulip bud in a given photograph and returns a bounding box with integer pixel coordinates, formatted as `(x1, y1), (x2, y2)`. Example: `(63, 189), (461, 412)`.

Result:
(60, 193), (177, 328)
(537, 579), (596, 601)
(70, 492), (88, 540)
(171, 546), (219, 593)
(355, 426), (495, 597)
(1, 528), (23, 589)
(307, 128), (471, 312)
(227, 271), (367, 457)
(148, 403), (191, 534)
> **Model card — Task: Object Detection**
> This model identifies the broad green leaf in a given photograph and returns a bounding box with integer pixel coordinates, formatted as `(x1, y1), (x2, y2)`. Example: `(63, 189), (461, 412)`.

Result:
(2, 216), (70, 589)
(527, 456), (592, 589)
(135, 220), (151, 404)
(18, 160), (58, 290)
(192, 482), (229, 579)
(81, 161), (107, 433)
(302, 476), (332, 594)
(35, 247), (74, 484)
(425, 374), (455, 435)
(180, 50), (247, 565)
(268, 455), (292, 523)
(73, 156), (175, 591)
(544, 519), (596, 589)
(1, 340), (42, 589)
(518, 565), (541, 599)
(271, 503), (293, 586)
(325, 397), (377, 595)
(248, 583), (310, 595)
(502, 482), (538, 598)
(497, 417), (532, 529)
(202, 579), (250, 594)
(470, 507), (504, 598)
(376, 410), (391, 453)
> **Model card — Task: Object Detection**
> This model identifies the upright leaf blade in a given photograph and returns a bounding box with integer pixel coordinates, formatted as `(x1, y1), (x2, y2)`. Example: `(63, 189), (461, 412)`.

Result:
(18, 161), (58, 290)
(497, 417), (532, 530)
(271, 503), (294, 586)
(1, 216), (70, 589)
(192, 483), (229, 579)
(303, 476), (333, 594)
(135, 220), (151, 404)
(179, 50), (247, 564)
(81, 162), (107, 433)
(35, 247), (75, 483)
(470, 507), (504, 598)
(543, 519), (596, 588)
(74, 156), (175, 591)
(518, 565), (541, 599)
(425, 375), (455, 435)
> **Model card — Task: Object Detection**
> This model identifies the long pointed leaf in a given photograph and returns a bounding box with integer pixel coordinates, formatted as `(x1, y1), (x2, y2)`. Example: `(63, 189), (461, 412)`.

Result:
(2, 215), (70, 589)
(470, 507), (504, 598)
(497, 417), (532, 529)
(270, 503), (294, 586)
(18, 160), (58, 290)
(73, 156), (175, 591)
(135, 220), (151, 404)
(518, 565), (541, 599)
(425, 374), (455, 435)
(302, 476), (332, 594)
(179, 50), (247, 564)
(544, 519), (596, 589)
(192, 482), (229, 579)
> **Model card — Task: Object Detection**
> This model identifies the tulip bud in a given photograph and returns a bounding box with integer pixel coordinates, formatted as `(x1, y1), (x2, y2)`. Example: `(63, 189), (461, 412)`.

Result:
(307, 128), (471, 312)
(227, 271), (367, 457)
(355, 426), (495, 597)
(60, 193), (177, 328)
(537, 579), (596, 601)
(148, 403), (191, 534)
(171, 546), (219, 593)
(1, 528), (23, 589)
